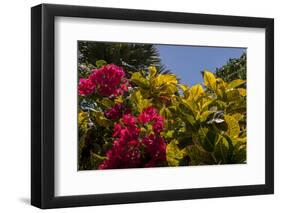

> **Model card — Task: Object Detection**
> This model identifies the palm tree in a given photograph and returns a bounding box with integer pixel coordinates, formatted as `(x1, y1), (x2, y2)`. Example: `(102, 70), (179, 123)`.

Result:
(78, 41), (171, 76)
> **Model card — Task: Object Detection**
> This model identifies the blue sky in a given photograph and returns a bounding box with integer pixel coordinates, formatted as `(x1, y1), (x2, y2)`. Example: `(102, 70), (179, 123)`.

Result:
(155, 45), (246, 86)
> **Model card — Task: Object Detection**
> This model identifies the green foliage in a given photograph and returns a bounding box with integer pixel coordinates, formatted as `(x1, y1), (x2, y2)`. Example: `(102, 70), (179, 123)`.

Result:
(215, 52), (246, 83)
(78, 126), (113, 170)
(95, 60), (107, 68)
(130, 90), (152, 112)
(166, 140), (189, 166)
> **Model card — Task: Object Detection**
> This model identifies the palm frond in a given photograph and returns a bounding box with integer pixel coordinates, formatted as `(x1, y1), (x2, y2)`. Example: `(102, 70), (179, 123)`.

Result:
(78, 41), (172, 76)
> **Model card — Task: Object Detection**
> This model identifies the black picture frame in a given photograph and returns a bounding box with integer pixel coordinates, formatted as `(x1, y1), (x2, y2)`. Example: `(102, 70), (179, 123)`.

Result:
(31, 3), (274, 209)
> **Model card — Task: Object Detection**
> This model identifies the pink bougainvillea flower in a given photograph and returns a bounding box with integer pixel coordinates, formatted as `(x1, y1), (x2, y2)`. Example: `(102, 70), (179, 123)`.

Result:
(122, 114), (136, 127)
(104, 103), (132, 121)
(78, 64), (128, 97)
(121, 82), (129, 92)
(138, 107), (165, 134)
(99, 110), (166, 170)
(78, 63), (169, 170)
(138, 106), (158, 124)
(104, 104), (123, 120)
(98, 138), (142, 169)
(142, 135), (166, 167)
(113, 123), (122, 137)
(99, 113), (142, 169)
(89, 64), (128, 97)
(152, 117), (164, 134)
(78, 78), (95, 96)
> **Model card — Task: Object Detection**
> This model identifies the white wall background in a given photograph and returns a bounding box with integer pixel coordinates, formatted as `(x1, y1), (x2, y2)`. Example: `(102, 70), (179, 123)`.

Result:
(0, 0), (279, 212)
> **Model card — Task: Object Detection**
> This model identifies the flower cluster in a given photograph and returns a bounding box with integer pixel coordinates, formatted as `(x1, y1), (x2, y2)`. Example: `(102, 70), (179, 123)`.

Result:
(78, 64), (129, 97)
(104, 103), (131, 121)
(78, 78), (95, 96)
(138, 107), (164, 134)
(99, 107), (166, 169)
(142, 134), (166, 167)
(99, 114), (141, 169)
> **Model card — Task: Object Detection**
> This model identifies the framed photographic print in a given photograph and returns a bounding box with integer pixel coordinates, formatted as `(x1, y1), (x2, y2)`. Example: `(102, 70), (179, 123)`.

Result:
(31, 3), (274, 209)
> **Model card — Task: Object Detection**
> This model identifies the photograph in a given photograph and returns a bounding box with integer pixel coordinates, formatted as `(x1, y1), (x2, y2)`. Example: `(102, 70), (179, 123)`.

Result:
(30, 3), (274, 209)
(77, 41), (247, 170)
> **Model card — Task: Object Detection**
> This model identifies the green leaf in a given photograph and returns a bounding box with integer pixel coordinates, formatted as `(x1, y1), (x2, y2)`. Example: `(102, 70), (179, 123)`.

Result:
(95, 60), (107, 68)
(214, 135), (234, 164)
(214, 100), (227, 108)
(165, 130), (175, 139)
(187, 145), (214, 165)
(185, 114), (197, 126)
(100, 98), (114, 108)
(179, 101), (198, 123)
(166, 140), (188, 166)
(199, 110), (215, 122)
(159, 106), (172, 119)
(222, 134), (234, 161)
(91, 111), (112, 128)
(196, 127), (216, 152)
(90, 153), (107, 169)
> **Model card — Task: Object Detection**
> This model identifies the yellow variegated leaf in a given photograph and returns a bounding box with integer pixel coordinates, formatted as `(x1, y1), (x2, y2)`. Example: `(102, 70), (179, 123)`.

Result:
(226, 89), (241, 101)
(165, 130), (175, 139)
(224, 115), (240, 138)
(188, 84), (204, 101)
(154, 74), (177, 86)
(131, 90), (151, 112)
(148, 66), (157, 77)
(215, 78), (226, 98)
(203, 71), (216, 91)
(166, 140), (188, 166)
(160, 83), (178, 95)
(131, 72), (149, 88)
(232, 113), (243, 121)
(235, 137), (247, 144)
(238, 88), (247, 96)
(100, 97), (114, 108)
(91, 111), (112, 128)
(179, 84), (189, 97)
(199, 110), (215, 122)
(114, 95), (123, 104)
(227, 79), (246, 89)
(201, 99), (214, 111)
(181, 99), (199, 115)
(159, 106), (172, 119)
(78, 111), (88, 130)
(180, 84), (189, 92)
